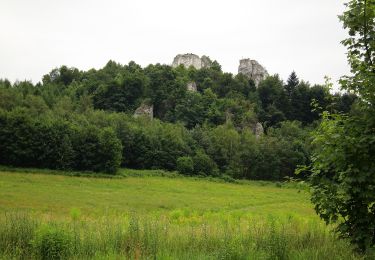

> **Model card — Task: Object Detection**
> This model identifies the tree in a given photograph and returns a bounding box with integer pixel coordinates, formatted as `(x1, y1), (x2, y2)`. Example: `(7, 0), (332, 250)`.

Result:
(285, 71), (299, 97)
(192, 150), (218, 176)
(144, 64), (186, 119)
(173, 92), (206, 128)
(205, 123), (241, 171)
(43, 66), (81, 86)
(290, 81), (312, 123)
(93, 70), (146, 112)
(176, 156), (194, 175)
(98, 127), (123, 174)
(308, 0), (375, 252)
(339, 0), (375, 105)
(257, 75), (289, 126)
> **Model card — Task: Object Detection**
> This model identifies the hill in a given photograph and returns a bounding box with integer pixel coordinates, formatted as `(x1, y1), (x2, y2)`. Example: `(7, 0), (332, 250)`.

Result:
(0, 57), (356, 180)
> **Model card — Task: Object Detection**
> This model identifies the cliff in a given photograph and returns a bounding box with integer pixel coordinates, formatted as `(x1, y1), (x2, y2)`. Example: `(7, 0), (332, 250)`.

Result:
(172, 53), (212, 69)
(238, 59), (268, 86)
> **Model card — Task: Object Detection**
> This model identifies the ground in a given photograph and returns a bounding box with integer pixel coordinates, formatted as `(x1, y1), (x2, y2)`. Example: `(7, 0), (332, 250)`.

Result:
(0, 169), (312, 219)
(0, 168), (368, 259)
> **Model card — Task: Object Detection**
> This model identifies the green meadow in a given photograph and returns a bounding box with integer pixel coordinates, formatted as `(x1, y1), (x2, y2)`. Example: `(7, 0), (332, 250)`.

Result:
(0, 169), (368, 259)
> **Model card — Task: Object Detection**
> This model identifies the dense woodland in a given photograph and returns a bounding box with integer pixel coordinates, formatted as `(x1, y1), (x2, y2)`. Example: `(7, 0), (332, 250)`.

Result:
(0, 61), (356, 179)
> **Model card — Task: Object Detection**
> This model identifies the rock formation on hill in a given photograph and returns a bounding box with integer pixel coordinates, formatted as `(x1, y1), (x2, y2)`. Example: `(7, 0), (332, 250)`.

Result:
(238, 59), (268, 86)
(172, 53), (212, 69)
(186, 82), (197, 92)
(253, 122), (264, 139)
(134, 103), (153, 119)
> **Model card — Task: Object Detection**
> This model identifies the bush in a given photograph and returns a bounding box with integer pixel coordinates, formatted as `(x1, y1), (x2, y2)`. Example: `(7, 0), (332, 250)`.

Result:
(193, 150), (218, 176)
(98, 127), (123, 174)
(32, 225), (72, 260)
(176, 156), (194, 175)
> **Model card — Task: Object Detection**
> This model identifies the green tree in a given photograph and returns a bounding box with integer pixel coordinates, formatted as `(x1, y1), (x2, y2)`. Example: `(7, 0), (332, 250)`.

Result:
(193, 150), (218, 176)
(93, 70), (147, 112)
(308, 0), (375, 252)
(205, 123), (241, 171)
(43, 66), (81, 86)
(290, 81), (312, 123)
(176, 156), (194, 175)
(98, 127), (123, 174)
(285, 71), (299, 97)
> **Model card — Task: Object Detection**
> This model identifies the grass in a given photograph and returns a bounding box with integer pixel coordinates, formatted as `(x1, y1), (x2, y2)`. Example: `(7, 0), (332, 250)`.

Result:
(0, 169), (312, 218)
(0, 168), (372, 259)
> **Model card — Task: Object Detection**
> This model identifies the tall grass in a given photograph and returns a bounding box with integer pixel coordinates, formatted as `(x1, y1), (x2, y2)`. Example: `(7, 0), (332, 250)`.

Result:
(0, 211), (368, 259)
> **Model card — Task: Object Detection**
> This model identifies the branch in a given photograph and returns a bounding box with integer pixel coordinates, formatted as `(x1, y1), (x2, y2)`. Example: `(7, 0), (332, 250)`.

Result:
(363, 0), (374, 67)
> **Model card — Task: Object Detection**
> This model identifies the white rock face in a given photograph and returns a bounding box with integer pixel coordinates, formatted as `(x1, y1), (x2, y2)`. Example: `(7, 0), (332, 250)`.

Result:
(172, 54), (211, 69)
(238, 59), (269, 86)
(134, 103), (153, 119)
(186, 82), (197, 92)
(253, 122), (264, 139)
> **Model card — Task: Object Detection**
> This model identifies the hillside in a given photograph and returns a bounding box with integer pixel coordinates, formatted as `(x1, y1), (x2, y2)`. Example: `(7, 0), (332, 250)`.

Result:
(0, 56), (356, 180)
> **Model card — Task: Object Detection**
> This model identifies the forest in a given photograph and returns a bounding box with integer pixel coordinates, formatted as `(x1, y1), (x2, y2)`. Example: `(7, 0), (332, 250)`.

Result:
(0, 61), (356, 179)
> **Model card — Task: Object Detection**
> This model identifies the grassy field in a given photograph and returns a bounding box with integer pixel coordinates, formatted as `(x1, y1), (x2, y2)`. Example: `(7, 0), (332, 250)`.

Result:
(0, 168), (369, 259)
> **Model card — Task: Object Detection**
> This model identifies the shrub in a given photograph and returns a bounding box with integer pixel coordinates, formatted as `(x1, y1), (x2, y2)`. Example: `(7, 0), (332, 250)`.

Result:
(176, 156), (194, 175)
(72, 125), (123, 174)
(98, 127), (123, 174)
(32, 225), (72, 260)
(193, 150), (218, 176)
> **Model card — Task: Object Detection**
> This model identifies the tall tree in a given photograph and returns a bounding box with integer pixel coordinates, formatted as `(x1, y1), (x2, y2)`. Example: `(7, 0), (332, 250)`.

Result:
(285, 71), (299, 97)
(308, 0), (375, 252)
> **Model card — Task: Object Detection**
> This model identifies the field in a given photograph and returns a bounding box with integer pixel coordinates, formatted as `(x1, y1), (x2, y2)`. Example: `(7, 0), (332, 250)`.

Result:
(0, 169), (366, 259)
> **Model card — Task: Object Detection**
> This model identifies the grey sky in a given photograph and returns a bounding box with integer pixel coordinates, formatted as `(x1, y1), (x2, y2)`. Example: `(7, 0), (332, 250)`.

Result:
(1, 0), (349, 88)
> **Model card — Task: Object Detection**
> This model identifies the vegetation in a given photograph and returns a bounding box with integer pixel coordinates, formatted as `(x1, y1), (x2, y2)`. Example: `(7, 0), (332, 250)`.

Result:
(308, 0), (375, 253)
(0, 169), (370, 259)
(0, 57), (354, 178)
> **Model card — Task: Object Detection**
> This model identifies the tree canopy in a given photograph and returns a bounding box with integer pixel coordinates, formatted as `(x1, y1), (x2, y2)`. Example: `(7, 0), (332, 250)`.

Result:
(308, 0), (375, 252)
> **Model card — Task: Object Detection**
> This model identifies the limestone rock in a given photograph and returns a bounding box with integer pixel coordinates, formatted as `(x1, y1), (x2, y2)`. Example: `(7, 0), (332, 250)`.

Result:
(172, 53), (211, 69)
(200, 55), (212, 68)
(186, 82), (197, 92)
(253, 122), (264, 139)
(134, 103), (153, 119)
(238, 59), (269, 86)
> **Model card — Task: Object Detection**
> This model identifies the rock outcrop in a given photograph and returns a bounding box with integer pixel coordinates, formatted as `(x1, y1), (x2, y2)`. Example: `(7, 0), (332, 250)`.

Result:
(238, 59), (268, 86)
(186, 82), (197, 92)
(172, 53), (211, 69)
(134, 103), (153, 119)
(253, 122), (264, 139)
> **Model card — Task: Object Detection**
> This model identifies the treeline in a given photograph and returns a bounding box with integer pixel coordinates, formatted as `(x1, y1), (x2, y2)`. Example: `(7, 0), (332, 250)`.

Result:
(0, 109), (122, 174)
(0, 60), (355, 179)
(0, 107), (310, 180)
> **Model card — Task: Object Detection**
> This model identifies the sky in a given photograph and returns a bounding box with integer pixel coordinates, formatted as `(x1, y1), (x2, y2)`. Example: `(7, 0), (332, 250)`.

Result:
(0, 0), (350, 88)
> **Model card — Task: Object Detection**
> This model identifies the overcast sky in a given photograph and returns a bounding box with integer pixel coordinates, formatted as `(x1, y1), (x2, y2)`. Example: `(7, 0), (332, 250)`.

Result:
(1, 0), (349, 87)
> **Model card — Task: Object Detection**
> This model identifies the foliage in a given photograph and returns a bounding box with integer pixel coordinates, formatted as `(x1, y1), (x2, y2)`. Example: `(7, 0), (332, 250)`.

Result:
(192, 150), (218, 176)
(0, 45), (356, 179)
(0, 109), (122, 174)
(32, 225), (72, 260)
(308, 0), (375, 252)
(176, 156), (194, 175)
(309, 109), (375, 252)
(339, 0), (375, 106)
